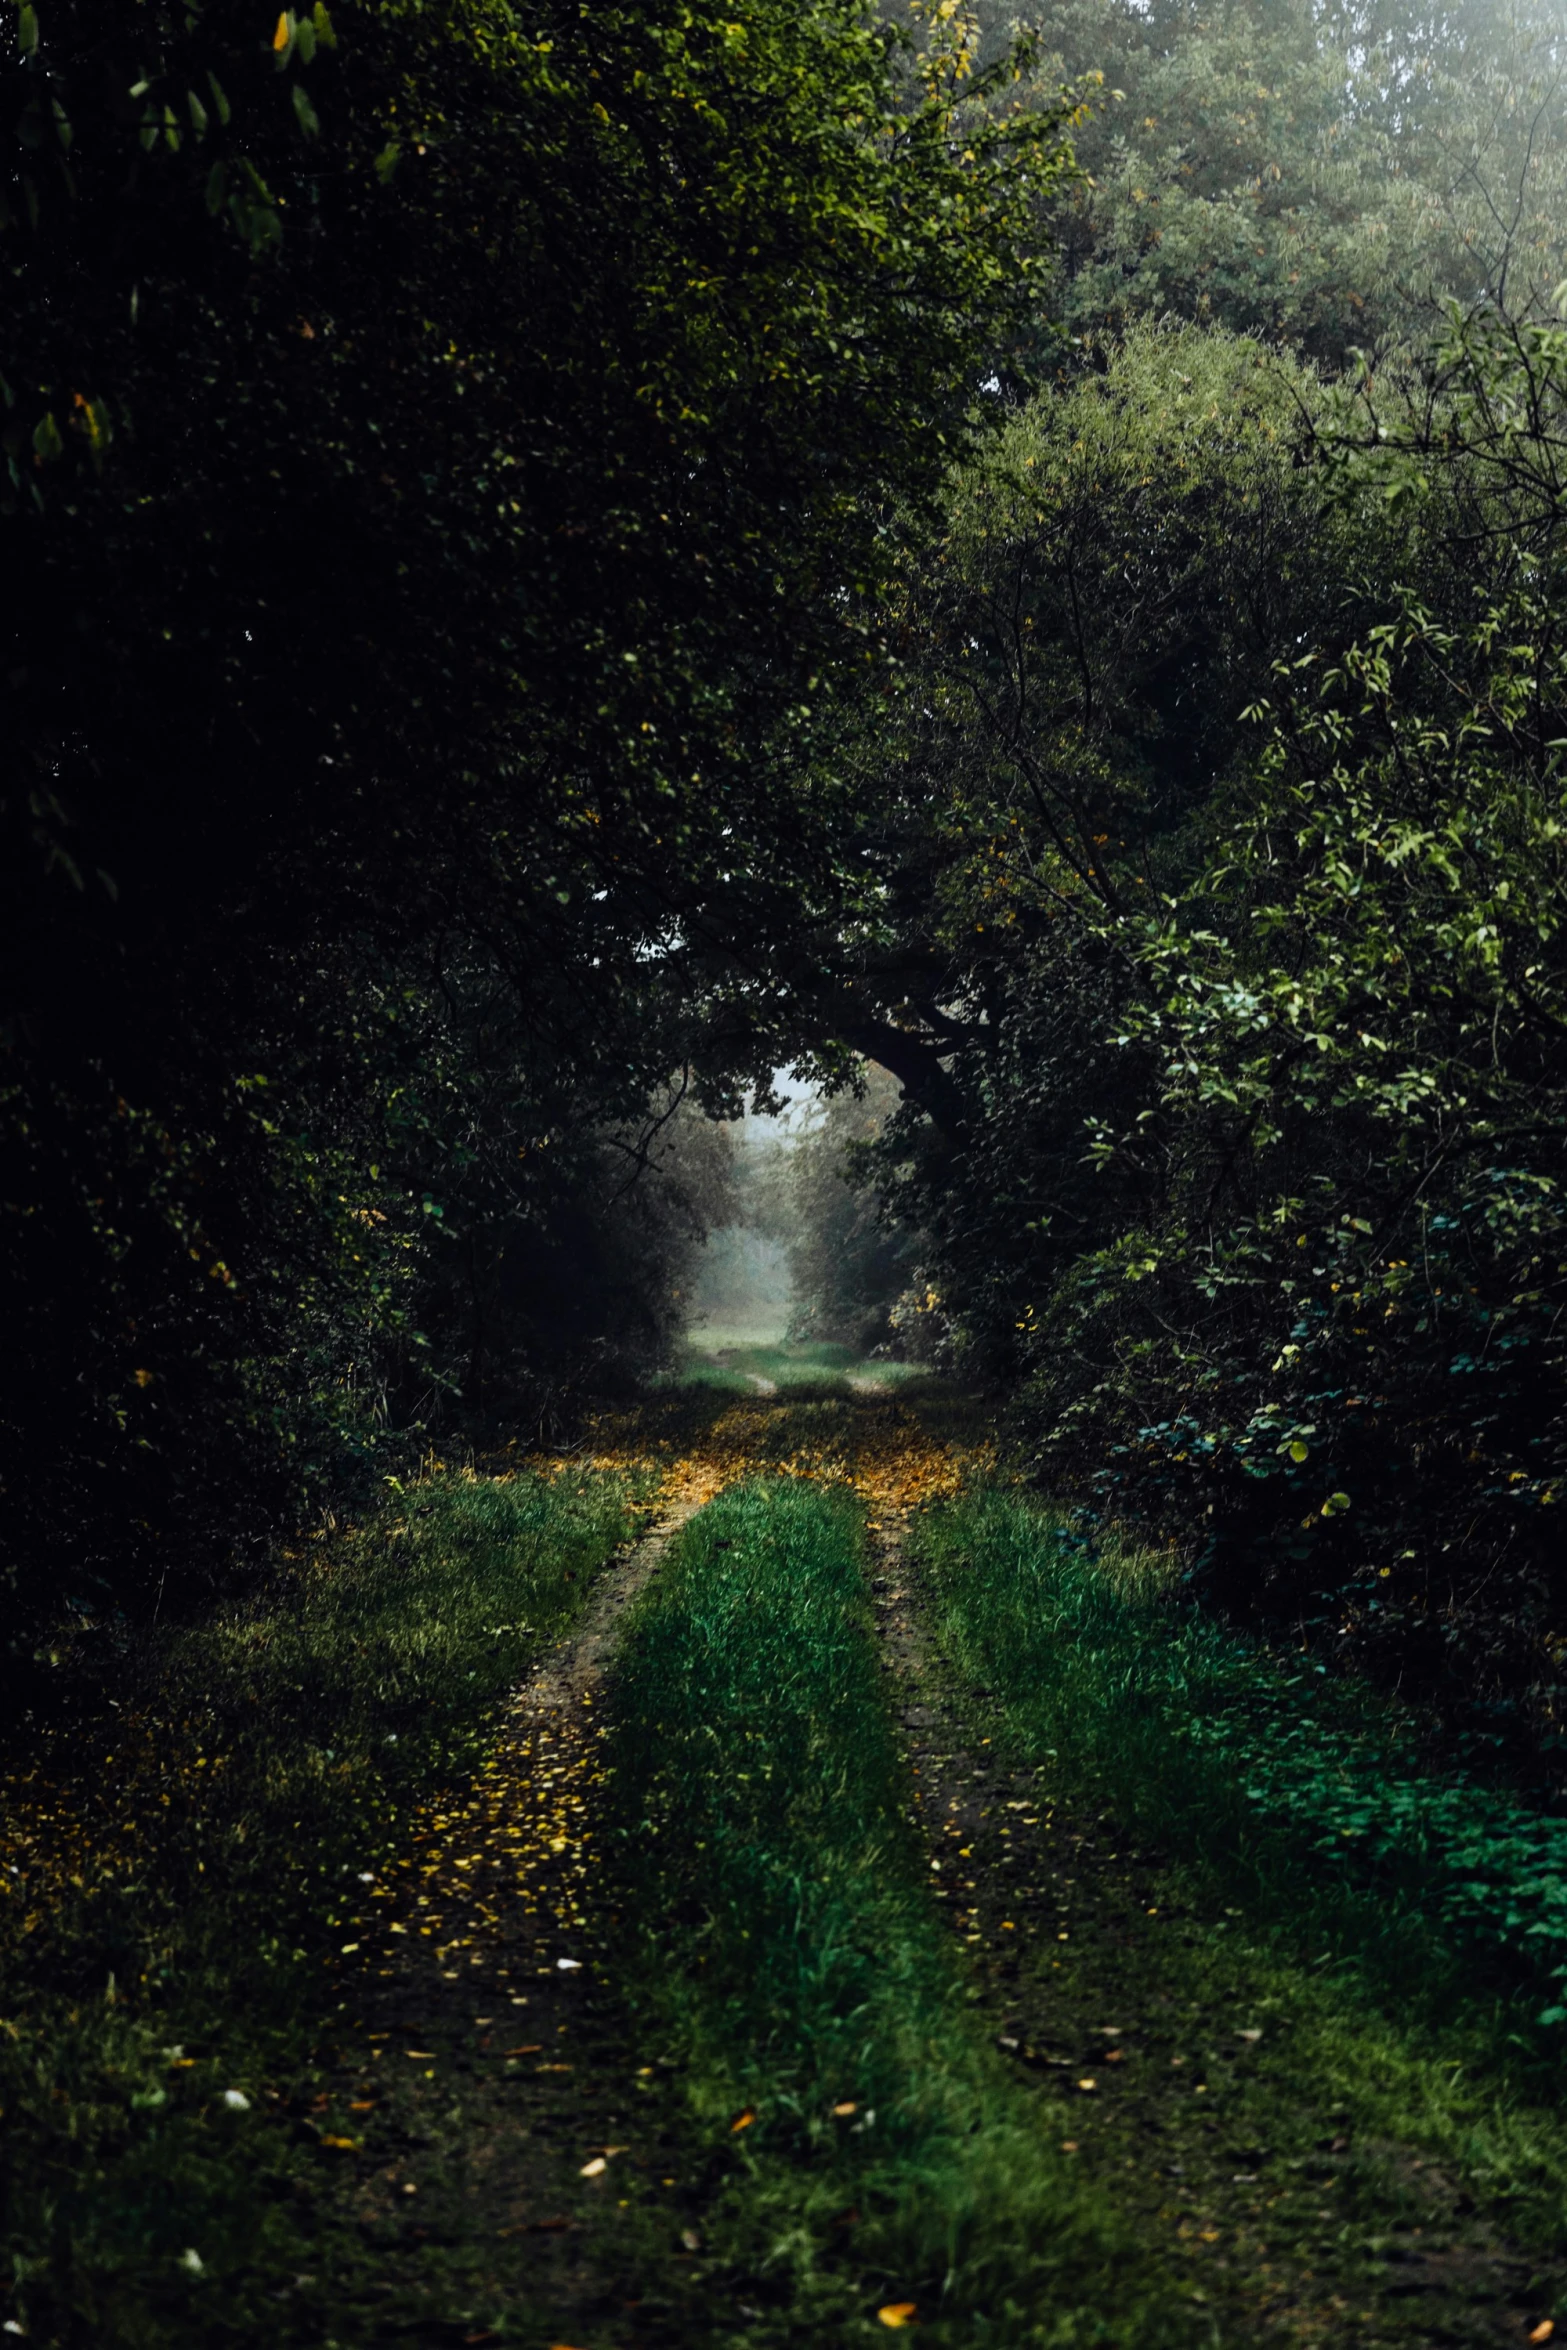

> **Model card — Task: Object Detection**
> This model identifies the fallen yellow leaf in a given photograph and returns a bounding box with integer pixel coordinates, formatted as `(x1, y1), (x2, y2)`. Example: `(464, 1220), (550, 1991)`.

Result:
(272, 10), (289, 48)
(730, 2106), (756, 2132)
(1529, 2325), (1554, 2345)
(580, 2156), (607, 2178)
(878, 2304), (918, 2329)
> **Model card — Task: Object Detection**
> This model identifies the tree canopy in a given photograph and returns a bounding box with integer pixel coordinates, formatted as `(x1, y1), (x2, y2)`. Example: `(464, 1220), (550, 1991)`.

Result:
(10, 0), (1567, 1762)
(1001, 0), (1567, 361)
(2, 0), (1075, 1624)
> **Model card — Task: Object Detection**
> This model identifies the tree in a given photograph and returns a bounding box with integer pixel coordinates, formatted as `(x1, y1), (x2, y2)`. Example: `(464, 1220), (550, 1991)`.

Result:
(823, 294), (1567, 1747)
(762, 1069), (915, 1351)
(1039, 294), (1567, 1703)
(1, 0), (1078, 1627)
(979, 0), (1567, 364)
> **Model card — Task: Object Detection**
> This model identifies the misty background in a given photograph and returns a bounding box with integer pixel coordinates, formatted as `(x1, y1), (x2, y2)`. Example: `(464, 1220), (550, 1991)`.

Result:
(684, 1065), (926, 1360)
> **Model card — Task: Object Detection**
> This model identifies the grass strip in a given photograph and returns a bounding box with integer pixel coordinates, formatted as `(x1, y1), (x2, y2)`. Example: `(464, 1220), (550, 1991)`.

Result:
(917, 1489), (1567, 2032)
(603, 1476), (1192, 2346)
(0, 1463), (649, 2349)
(916, 1486), (1567, 2236)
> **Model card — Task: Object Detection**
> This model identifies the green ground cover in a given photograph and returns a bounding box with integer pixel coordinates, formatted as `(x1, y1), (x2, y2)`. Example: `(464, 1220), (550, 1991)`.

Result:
(0, 1464), (650, 2348)
(603, 1478), (1196, 2346)
(15, 1400), (1565, 2345)
(916, 1489), (1567, 2251)
(667, 1339), (861, 1395)
(668, 1341), (935, 1401)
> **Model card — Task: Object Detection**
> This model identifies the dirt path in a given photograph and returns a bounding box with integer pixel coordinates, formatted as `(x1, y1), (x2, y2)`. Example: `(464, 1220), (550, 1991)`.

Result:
(868, 1516), (1558, 2348)
(33, 1392), (1558, 2346)
(300, 1401), (979, 2343)
(279, 1392), (1560, 2347)
(314, 1496), (708, 2345)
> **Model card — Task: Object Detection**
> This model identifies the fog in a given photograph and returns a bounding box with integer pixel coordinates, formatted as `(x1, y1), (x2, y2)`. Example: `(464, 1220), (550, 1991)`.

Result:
(686, 1073), (816, 1346)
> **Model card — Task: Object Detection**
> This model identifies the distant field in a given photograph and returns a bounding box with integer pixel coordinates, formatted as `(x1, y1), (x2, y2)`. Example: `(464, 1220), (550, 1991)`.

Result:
(681, 1312), (794, 1351)
(669, 1337), (927, 1395)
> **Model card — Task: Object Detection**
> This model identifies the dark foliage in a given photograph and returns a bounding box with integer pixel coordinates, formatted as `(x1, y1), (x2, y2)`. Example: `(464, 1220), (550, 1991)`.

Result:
(813, 309), (1567, 1759)
(1, 0), (1072, 1632)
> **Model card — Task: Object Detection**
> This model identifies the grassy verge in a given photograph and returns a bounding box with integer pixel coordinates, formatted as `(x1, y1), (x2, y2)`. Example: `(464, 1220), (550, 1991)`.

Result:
(916, 1487), (1567, 2247)
(0, 1462), (650, 2348)
(602, 1478), (1196, 2346)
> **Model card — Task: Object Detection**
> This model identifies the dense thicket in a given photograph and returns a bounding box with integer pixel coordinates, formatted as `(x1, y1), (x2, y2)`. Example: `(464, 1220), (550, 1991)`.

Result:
(1, 0), (1073, 1632)
(820, 291), (1567, 1752)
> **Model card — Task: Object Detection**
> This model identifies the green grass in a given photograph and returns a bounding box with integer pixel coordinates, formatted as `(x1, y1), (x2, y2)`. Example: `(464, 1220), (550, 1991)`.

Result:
(667, 1338), (856, 1396)
(665, 1339), (937, 1401)
(915, 1487), (1567, 2246)
(0, 1463), (650, 2349)
(602, 1479), (1199, 2346)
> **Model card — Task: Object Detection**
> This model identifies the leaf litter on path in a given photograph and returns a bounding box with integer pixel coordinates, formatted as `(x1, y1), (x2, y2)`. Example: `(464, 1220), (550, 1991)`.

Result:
(32, 1388), (1539, 2344)
(304, 1395), (998, 2337)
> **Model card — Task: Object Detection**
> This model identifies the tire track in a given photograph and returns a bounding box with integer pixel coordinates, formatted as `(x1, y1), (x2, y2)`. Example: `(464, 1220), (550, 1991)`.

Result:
(315, 1495), (708, 2342)
(870, 1522), (1558, 2348)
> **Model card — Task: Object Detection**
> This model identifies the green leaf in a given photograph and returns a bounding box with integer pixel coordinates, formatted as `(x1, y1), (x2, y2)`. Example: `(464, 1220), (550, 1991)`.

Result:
(291, 82), (320, 138)
(373, 139), (401, 182)
(206, 70), (231, 125)
(187, 89), (209, 136)
(32, 409), (62, 462)
(18, 3), (39, 55)
(79, 394), (111, 472)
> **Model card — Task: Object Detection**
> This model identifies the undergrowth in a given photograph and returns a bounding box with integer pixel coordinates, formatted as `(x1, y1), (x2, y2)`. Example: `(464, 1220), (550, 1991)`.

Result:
(603, 1478), (1196, 2346)
(0, 1464), (648, 2348)
(916, 1489), (1567, 2226)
